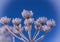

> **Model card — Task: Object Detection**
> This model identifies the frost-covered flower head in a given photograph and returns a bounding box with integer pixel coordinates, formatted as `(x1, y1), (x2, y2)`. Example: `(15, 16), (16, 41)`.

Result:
(12, 18), (21, 26)
(0, 16), (11, 25)
(22, 9), (33, 19)
(42, 25), (51, 32)
(46, 19), (55, 27)
(24, 18), (34, 26)
(37, 17), (47, 24)
(34, 20), (42, 31)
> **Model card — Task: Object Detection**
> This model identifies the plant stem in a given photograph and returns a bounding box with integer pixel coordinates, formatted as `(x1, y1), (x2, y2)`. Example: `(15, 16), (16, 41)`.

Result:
(28, 31), (31, 42)
(33, 31), (39, 40)
(5, 25), (26, 42)
(19, 33), (29, 42)
(13, 37), (15, 42)
(35, 32), (48, 42)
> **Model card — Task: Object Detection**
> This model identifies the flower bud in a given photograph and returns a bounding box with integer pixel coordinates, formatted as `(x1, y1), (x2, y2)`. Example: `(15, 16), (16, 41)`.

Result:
(34, 21), (42, 31)
(37, 17), (47, 24)
(42, 25), (51, 32)
(24, 18), (34, 26)
(12, 18), (21, 26)
(22, 9), (33, 19)
(46, 19), (55, 27)
(0, 16), (11, 25)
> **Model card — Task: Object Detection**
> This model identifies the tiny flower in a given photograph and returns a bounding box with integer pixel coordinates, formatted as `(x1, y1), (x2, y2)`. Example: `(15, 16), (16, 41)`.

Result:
(12, 18), (21, 26)
(24, 18), (34, 26)
(37, 17), (47, 24)
(34, 21), (42, 31)
(22, 9), (33, 19)
(0, 16), (11, 25)
(42, 25), (51, 32)
(46, 19), (56, 27)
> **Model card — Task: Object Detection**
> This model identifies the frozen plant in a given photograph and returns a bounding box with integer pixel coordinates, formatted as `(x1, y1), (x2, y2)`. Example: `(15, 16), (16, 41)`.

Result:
(0, 9), (56, 42)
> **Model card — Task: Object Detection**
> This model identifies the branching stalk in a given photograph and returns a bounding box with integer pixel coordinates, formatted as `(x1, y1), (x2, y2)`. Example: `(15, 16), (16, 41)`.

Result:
(28, 31), (31, 41)
(6, 26), (26, 42)
(35, 32), (48, 42)
(33, 31), (40, 40)
(13, 37), (15, 42)
(19, 33), (29, 42)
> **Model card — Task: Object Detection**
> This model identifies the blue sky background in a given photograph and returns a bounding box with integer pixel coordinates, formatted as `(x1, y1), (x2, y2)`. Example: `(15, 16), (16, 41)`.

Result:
(0, 0), (60, 42)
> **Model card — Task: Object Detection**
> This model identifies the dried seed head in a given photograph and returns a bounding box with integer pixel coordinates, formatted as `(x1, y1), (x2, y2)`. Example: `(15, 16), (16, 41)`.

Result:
(24, 18), (34, 26)
(37, 17), (47, 24)
(0, 16), (11, 25)
(12, 18), (21, 26)
(46, 19), (56, 27)
(42, 25), (51, 32)
(22, 9), (33, 19)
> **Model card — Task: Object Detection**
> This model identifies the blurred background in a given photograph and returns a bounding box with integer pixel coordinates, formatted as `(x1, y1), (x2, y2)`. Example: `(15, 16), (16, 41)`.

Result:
(0, 0), (60, 42)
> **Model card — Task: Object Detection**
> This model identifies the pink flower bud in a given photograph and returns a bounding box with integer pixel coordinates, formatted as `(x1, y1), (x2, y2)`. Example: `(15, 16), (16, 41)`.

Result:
(0, 16), (11, 25)
(12, 18), (21, 26)
(24, 18), (34, 26)
(46, 19), (56, 27)
(22, 9), (33, 19)
(42, 25), (51, 32)
(37, 17), (47, 24)
(34, 21), (42, 31)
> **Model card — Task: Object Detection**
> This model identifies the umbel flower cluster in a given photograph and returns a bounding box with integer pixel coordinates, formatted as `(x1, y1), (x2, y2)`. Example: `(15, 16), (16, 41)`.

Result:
(0, 9), (56, 42)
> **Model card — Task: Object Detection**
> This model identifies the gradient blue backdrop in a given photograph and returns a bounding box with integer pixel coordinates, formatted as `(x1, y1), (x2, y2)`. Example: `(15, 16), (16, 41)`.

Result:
(0, 0), (59, 42)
